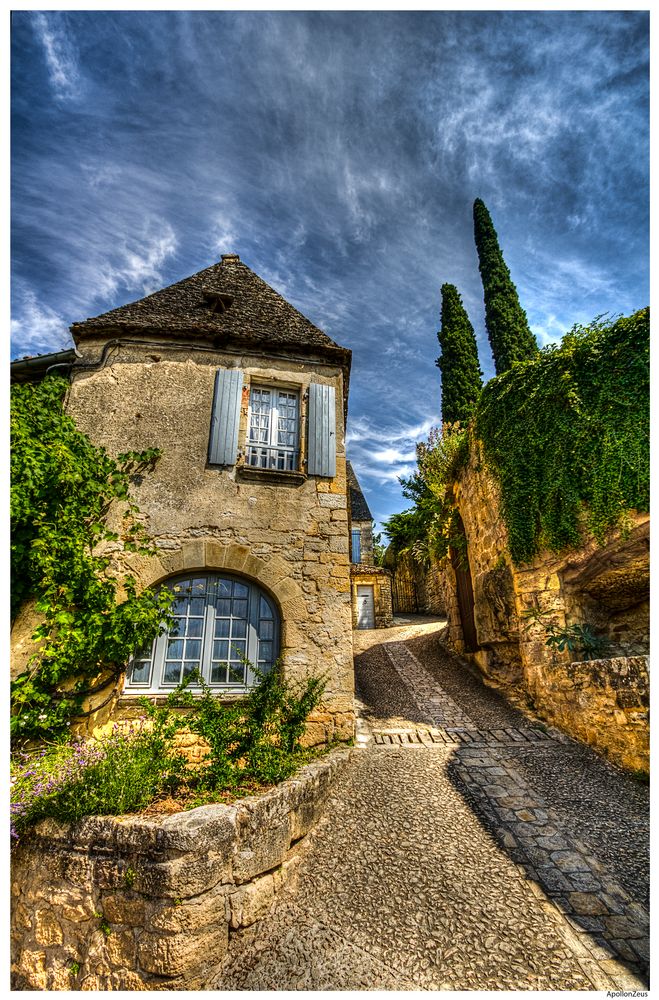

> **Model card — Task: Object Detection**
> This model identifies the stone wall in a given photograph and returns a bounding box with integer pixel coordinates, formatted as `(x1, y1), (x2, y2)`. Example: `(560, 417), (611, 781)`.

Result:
(438, 437), (649, 773)
(11, 748), (352, 991)
(11, 340), (356, 745)
(389, 550), (446, 617)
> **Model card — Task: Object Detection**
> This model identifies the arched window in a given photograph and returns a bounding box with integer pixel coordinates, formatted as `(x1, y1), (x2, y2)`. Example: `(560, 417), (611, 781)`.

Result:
(126, 574), (279, 693)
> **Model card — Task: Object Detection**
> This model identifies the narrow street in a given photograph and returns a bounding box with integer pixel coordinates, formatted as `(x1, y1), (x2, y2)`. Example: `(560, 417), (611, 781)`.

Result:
(211, 618), (649, 991)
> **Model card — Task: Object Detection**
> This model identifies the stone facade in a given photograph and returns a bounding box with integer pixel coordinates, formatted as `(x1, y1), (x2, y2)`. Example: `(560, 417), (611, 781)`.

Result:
(11, 255), (356, 745)
(11, 748), (352, 990)
(438, 437), (649, 774)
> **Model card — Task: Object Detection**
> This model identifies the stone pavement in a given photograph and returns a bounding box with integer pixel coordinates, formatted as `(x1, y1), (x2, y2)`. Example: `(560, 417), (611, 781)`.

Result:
(210, 620), (649, 991)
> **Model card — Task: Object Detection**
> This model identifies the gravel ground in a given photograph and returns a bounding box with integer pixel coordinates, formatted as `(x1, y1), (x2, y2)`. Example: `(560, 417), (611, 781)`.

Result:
(211, 618), (648, 990)
(214, 749), (595, 991)
(396, 625), (650, 907)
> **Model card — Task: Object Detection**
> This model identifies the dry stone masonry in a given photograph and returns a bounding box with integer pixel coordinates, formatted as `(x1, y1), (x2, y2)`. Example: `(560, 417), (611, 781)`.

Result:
(11, 748), (352, 990)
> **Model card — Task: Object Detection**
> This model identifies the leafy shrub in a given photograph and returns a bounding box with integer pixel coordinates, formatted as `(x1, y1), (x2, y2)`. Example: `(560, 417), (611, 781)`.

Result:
(11, 374), (172, 744)
(150, 663), (327, 789)
(11, 718), (186, 841)
(11, 660), (327, 841)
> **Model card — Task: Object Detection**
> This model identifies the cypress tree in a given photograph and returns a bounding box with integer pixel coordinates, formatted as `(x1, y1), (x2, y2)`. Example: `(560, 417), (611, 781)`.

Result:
(436, 283), (483, 425)
(473, 198), (538, 374)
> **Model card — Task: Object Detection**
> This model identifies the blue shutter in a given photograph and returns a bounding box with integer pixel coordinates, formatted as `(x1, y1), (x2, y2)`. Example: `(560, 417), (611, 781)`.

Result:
(208, 369), (243, 465)
(307, 383), (336, 477)
(351, 529), (361, 564)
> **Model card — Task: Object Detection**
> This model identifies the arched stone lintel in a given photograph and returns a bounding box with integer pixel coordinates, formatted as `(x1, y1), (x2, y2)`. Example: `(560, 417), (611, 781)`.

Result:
(141, 539), (304, 615)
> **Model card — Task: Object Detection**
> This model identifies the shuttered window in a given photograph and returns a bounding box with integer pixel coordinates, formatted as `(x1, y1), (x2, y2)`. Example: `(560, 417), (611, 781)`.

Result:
(207, 370), (337, 479)
(126, 574), (279, 693)
(351, 529), (362, 564)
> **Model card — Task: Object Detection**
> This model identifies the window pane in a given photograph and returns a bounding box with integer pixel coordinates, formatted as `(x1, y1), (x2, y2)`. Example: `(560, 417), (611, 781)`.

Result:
(216, 598), (231, 616)
(228, 663), (246, 684)
(215, 617), (230, 638)
(213, 640), (229, 661)
(218, 579), (232, 597)
(184, 639), (202, 661)
(188, 597), (206, 617)
(232, 618), (247, 638)
(187, 617), (204, 638)
(130, 660), (151, 684)
(234, 582), (249, 598)
(230, 639), (247, 659)
(169, 617), (183, 637)
(259, 641), (273, 662)
(163, 662), (182, 684)
(258, 620), (273, 640)
(211, 663), (228, 684)
(232, 599), (248, 618)
(167, 639), (184, 660)
(260, 597), (273, 619)
(183, 661), (197, 679)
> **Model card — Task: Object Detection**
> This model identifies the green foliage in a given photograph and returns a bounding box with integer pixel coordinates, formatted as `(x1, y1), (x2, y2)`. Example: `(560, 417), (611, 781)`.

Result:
(11, 661), (325, 840)
(10, 719), (187, 839)
(372, 525), (387, 566)
(473, 198), (538, 374)
(383, 424), (469, 564)
(144, 662), (326, 789)
(10, 374), (172, 743)
(476, 309), (649, 564)
(436, 283), (483, 424)
(521, 607), (610, 661)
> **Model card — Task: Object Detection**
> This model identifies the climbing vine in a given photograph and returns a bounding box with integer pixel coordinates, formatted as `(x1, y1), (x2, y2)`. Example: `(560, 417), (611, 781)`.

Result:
(11, 375), (172, 744)
(476, 309), (649, 564)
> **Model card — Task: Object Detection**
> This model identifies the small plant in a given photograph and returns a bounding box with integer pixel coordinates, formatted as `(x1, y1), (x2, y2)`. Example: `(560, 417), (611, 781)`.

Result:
(94, 912), (112, 937)
(123, 866), (137, 889)
(521, 607), (609, 662)
(68, 961), (80, 977)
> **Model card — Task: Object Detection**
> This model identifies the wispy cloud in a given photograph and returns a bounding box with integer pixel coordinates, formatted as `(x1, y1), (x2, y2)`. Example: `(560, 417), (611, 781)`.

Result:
(32, 13), (81, 102)
(11, 287), (72, 357)
(94, 220), (178, 301)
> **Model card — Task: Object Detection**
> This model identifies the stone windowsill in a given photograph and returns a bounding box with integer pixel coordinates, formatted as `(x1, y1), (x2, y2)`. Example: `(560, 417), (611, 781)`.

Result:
(236, 464), (307, 486)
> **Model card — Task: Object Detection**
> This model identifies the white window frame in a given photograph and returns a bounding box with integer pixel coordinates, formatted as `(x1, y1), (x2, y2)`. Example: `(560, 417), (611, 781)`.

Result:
(245, 385), (300, 472)
(125, 573), (279, 695)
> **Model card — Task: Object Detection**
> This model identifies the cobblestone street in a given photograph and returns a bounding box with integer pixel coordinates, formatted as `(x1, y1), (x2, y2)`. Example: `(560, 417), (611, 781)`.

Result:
(211, 618), (649, 991)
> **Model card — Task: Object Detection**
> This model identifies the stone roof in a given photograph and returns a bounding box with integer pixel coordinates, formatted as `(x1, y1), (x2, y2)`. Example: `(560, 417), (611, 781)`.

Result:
(70, 253), (351, 366)
(347, 461), (373, 522)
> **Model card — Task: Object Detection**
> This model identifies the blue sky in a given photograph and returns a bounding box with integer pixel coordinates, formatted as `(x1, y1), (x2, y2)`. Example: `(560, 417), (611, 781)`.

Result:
(10, 11), (649, 533)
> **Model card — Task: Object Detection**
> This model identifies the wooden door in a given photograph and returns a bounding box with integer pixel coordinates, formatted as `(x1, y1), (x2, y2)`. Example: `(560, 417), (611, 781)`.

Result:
(450, 514), (478, 652)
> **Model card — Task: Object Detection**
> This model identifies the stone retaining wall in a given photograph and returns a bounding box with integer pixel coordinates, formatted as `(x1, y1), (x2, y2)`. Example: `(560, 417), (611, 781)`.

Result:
(11, 747), (352, 991)
(524, 656), (649, 774)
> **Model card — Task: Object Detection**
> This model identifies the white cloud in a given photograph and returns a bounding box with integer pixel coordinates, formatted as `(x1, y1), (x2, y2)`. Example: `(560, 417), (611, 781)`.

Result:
(11, 288), (73, 358)
(32, 13), (81, 102)
(94, 220), (178, 301)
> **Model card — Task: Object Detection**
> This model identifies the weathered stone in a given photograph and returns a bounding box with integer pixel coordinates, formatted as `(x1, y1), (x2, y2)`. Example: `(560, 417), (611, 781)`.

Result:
(229, 873), (276, 928)
(567, 892), (607, 916)
(137, 928), (221, 976)
(34, 907), (63, 946)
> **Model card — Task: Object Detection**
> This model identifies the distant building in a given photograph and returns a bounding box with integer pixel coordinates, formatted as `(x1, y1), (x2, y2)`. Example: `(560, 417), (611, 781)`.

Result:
(347, 461), (393, 629)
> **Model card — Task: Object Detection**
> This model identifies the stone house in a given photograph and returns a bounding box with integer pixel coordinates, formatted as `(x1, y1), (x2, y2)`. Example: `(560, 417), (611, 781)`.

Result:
(347, 462), (393, 629)
(11, 254), (360, 746)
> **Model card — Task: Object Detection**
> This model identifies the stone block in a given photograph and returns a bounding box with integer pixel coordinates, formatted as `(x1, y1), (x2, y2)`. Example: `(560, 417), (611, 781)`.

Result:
(101, 893), (150, 926)
(149, 885), (229, 932)
(229, 873), (276, 928)
(137, 928), (221, 976)
(34, 907), (63, 946)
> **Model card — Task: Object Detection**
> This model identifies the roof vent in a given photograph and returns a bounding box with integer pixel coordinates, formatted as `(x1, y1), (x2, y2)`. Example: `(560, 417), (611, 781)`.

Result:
(202, 289), (234, 314)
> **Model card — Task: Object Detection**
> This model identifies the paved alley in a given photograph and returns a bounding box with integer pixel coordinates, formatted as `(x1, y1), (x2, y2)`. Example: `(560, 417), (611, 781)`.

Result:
(210, 619), (649, 991)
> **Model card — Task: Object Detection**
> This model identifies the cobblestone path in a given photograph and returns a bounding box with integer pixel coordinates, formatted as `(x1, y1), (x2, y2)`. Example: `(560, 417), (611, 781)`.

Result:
(211, 620), (649, 991)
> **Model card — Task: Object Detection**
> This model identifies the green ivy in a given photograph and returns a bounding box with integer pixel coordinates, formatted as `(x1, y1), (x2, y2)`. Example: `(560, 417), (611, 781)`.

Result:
(10, 374), (172, 744)
(476, 309), (649, 564)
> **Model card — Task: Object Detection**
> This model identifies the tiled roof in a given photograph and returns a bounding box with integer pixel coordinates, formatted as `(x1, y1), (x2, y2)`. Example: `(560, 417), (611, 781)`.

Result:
(347, 461), (372, 522)
(70, 254), (350, 364)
